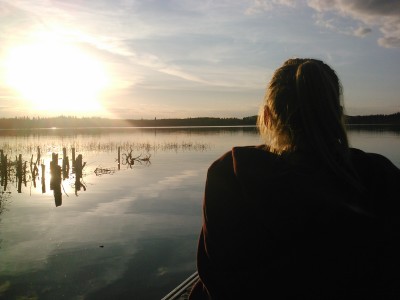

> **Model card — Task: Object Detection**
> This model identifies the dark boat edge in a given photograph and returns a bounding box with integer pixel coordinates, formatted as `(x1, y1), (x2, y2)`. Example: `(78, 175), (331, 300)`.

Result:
(161, 271), (199, 300)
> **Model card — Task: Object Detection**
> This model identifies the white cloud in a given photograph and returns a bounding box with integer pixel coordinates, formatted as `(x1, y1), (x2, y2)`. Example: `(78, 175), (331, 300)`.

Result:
(378, 17), (400, 47)
(245, 0), (296, 15)
(245, 0), (274, 14)
(307, 0), (400, 48)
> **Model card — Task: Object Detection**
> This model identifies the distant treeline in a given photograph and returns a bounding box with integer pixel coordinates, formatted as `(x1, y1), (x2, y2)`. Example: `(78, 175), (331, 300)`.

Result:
(0, 116), (258, 129)
(0, 113), (399, 129)
(345, 112), (400, 125)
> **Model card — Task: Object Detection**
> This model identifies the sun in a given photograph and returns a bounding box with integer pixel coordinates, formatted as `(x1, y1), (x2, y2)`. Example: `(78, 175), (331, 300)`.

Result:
(3, 40), (110, 115)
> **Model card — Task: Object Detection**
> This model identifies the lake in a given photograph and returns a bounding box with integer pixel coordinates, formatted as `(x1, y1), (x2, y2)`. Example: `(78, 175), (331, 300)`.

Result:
(0, 126), (399, 300)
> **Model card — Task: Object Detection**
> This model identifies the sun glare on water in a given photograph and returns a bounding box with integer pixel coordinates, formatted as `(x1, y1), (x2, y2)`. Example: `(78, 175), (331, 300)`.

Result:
(4, 40), (110, 115)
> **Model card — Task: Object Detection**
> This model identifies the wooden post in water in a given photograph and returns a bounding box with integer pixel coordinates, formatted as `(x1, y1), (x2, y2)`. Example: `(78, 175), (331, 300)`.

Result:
(4, 155), (8, 190)
(32, 162), (37, 188)
(50, 153), (60, 187)
(118, 147), (121, 170)
(17, 154), (22, 193)
(41, 163), (46, 193)
(50, 152), (62, 206)
(74, 153), (87, 195)
(75, 154), (83, 180)
(0, 150), (4, 186)
(17, 154), (22, 174)
(3, 154), (7, 191)
(62, 147), (69, 179)
(75, 154), (83, 194)
(30, 153), (38, 188)
(1, 152), (7, 190)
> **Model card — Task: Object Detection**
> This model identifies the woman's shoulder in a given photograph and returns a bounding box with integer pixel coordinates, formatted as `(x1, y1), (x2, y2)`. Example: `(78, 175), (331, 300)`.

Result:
(207, 145), (279, 180)
(350, 147), (400, 174)
(350, 148), (400, 204)
(213, 144), (269, 159)
(209, 145), (273, 167)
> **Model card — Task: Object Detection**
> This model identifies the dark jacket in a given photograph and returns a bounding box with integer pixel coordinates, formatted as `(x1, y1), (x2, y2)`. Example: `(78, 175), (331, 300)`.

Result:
(190, 146), (400, 299)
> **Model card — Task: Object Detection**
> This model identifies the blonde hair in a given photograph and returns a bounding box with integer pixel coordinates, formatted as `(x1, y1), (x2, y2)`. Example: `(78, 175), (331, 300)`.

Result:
(258, 58), (362, 191)
(258, 58), (347, 153)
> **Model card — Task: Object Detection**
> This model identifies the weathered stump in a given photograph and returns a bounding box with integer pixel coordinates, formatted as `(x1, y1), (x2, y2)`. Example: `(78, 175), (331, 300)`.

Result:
(118, 147), (121, 170)
(0, 151), (7, 189)
(62, 147), (69, 179)
(17, 154), (22, 193)
(41, 164), (46, 193)
(50, 153), (62, 206)
(74, 154), (86, 194)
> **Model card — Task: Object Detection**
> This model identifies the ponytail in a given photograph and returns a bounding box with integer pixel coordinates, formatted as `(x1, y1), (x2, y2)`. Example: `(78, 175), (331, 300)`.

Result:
(295, 60), (348, 152)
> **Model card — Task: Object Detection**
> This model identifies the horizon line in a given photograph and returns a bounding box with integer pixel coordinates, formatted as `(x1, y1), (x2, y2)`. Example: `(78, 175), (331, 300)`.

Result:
(1, 111), (400, 120)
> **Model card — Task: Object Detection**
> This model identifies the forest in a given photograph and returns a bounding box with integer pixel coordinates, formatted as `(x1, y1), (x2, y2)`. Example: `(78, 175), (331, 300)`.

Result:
(0, 115), (257, 129)
(0, 113), (399, 129)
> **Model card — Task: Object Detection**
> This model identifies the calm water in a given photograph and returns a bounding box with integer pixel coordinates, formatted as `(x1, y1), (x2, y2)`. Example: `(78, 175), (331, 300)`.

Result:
(0, 126), (399, 300)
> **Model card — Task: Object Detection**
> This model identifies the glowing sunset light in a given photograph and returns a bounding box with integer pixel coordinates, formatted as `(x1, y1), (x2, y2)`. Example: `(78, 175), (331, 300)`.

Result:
(3, 40), (110, 115)
(0, 1), (399, 119)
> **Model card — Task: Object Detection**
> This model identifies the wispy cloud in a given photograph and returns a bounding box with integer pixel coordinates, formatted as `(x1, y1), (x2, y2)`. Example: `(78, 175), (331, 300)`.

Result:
(312, 12), (373, 38)
(307, 0), (400, 48)
(245, 0), (296, 15)
(1, 0), (271, 89)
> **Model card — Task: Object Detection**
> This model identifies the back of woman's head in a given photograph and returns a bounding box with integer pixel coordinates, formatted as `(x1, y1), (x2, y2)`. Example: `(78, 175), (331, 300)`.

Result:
(258, 58), (347, 154)
(258, 58), (363, 191)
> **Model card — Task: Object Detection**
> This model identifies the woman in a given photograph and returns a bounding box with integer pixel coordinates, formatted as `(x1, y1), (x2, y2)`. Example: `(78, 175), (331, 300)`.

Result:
(189, 58), (400, 299)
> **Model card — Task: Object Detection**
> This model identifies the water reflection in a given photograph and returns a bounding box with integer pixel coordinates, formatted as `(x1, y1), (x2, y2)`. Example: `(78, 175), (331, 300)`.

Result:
(0, 190), (11, 250)
(0, 136), (211, 207)
(0, 126), (398, 300)
(0, 190), (11, 215)
(0, 126), (258, 139)
(0, 146), (103, 205)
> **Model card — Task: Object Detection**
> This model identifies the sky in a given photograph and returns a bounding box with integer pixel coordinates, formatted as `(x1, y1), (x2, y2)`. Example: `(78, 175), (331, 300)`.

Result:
(0, 0), (399, 119)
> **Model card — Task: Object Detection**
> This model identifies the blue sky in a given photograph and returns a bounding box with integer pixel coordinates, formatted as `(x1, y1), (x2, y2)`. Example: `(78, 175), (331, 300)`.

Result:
(0, 0), (399, 119)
